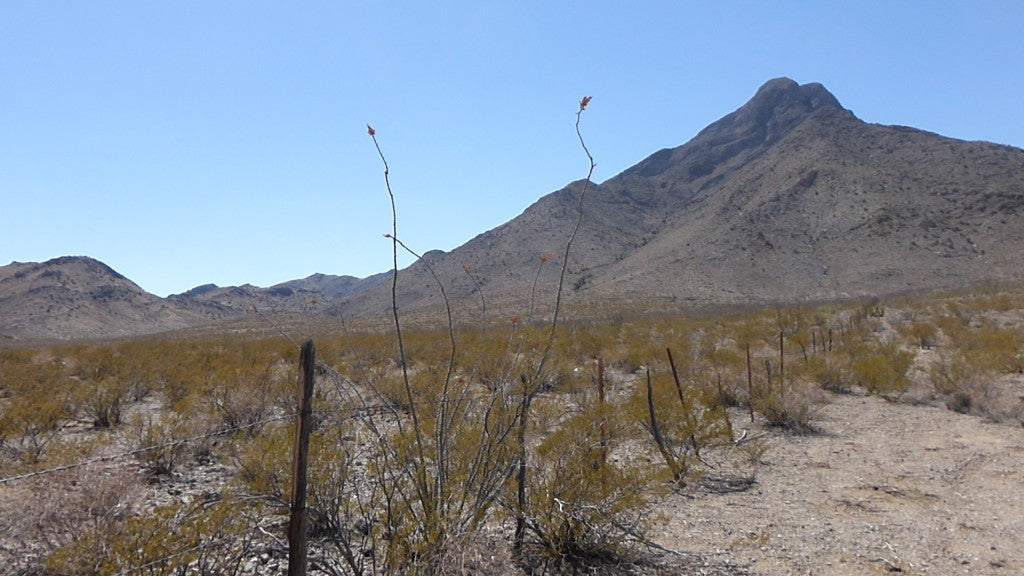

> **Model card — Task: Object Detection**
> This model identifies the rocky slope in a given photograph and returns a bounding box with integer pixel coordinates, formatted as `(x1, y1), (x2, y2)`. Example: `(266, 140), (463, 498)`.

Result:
(339, 77), (1024, 319)
(0, 257), (208, 341)
(4, 77), (1024, 340)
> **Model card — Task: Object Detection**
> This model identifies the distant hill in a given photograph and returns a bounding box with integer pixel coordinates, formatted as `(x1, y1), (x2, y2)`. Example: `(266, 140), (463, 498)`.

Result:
(165, 272), (387, 316)
(269, 272), (390, 299)
(0, 256), (207, 341)
(0, 258), (386, 341)
(4, 77), (1023, 341)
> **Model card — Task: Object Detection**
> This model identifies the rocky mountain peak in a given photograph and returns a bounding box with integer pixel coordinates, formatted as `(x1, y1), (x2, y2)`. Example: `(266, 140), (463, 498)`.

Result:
(694, 77), (850, 150)
(746, 77), (843, 114)
(41, 255), (129, 281)
(623, 78), (855, 182)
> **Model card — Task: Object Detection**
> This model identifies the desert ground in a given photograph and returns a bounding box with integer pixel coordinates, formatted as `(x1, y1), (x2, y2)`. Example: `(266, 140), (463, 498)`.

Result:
(2, 295), (1023, 576)
(654, 387), (1024, 576)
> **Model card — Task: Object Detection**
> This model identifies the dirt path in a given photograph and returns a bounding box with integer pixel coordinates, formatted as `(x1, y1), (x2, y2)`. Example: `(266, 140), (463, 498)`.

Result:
(655, 392), (1024, 575)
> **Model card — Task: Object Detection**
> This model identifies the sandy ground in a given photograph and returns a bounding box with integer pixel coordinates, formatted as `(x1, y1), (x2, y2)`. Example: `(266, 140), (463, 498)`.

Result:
(655, 391), (1024, 576)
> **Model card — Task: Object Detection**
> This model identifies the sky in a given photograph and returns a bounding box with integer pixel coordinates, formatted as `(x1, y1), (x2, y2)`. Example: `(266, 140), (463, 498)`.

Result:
(2, 1), (1023, 297)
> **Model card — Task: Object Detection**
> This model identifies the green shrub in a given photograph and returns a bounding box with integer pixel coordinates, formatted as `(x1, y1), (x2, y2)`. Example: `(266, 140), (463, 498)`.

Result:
(807, 354), (853, 393)
(849, 340), (914, 397)
(629, 368), (734, 482)
(519, 402), (655, 566)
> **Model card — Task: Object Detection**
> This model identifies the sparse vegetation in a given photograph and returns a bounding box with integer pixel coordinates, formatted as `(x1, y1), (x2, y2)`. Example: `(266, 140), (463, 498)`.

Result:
(3, 93), (1024, 575)
(3, 281), (1024, 573)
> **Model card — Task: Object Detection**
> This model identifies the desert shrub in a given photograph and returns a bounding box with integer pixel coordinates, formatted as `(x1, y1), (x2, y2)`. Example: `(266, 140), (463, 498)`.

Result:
(233, 418), (379, 576)
(304, 425), (380, 576)
(806, 354), (853, 393)
(929, 350), (971, 397)
(849, 340), (914, 398)
(461, 325), (523, 392)
(696, 333), (747, 408)
(367, 377), (523, 573)
(186, 350), (290, 435)
(606, 321), (666, 374)
(59, 345), (137, 428)
(629, 368), (734, 484)
(129, 412), (195, 476)
(956, 321), (1022, 374)
(3, 468), (142, 575)
(519, 400), (655, 567)
(0, 366), (71, 465)
(234, 353), (525, 575)
(48, 497), (257, 576)
(901, 320), (938, 349)
(752, 378), (822, 433)
(564, 323), (609, 362)
(71, 376), (130, 428)
(233, 423), (292, 507)
(929, 349), (1018, 421)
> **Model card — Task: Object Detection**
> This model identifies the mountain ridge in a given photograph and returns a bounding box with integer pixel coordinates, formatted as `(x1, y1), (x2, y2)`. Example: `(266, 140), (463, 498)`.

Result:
(4, 77), (1023, 340)
(334, 77), (1023, 318)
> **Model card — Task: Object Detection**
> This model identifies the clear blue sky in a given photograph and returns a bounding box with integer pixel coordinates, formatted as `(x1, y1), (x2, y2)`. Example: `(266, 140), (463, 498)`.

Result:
(2, 1), (1022, 296)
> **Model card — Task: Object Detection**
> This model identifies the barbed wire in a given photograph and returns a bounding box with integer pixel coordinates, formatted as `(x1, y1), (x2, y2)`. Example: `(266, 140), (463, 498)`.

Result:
(114, 537), (229, 576)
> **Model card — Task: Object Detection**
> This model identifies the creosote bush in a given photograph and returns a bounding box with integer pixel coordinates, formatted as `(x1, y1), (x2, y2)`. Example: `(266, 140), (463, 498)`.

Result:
(849, 339), (914, 398)
(520, 400), (654, 565)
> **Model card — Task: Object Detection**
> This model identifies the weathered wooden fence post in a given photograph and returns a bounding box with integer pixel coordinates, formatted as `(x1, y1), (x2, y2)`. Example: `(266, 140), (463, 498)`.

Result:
(289, 340), (316, 576)
(746, 342), (754, 423)
(779, 330), (785, 396)
(597, 356), (607, 469)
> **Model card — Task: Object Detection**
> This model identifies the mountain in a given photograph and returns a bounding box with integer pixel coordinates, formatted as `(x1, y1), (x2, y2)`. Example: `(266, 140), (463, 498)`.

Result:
(4, 78), (1023, 340)
(272, 272), (390, 298)
(0, 257), (389, 341)
(337, 77), (1024, 320)
(0, 257), (209, 341)
(165, 273), (387, 316)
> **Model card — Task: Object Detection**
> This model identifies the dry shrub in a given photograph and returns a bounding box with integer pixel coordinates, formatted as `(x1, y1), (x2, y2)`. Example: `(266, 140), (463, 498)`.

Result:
(753, 378), (823, 434)
(628, 369), (734, 484)
(899, 320), (939, 349)
(0, 354), (72, 466)
(519, 403), (655, 568)
(807, 354), (853, 393)
(71, 377), (130, 428)
(849, 340), (914, 398)
(128, 412), (196, 476)
(0, 467), (141, 575)
(930, 350), (1023, 422)
(49, 497), (259, 576)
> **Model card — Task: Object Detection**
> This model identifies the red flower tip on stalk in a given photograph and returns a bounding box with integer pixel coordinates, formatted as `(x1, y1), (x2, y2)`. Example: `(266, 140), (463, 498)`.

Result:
(540, 253), (553, 263)
(509, 315), (520, 325)
(579, 96), (592, 110)
(367, 124), (376, 136)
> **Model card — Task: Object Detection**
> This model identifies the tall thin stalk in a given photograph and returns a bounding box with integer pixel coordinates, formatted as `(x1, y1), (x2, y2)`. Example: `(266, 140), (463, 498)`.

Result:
(367, 125), (430, 525)
(515, 95), (595, 552)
